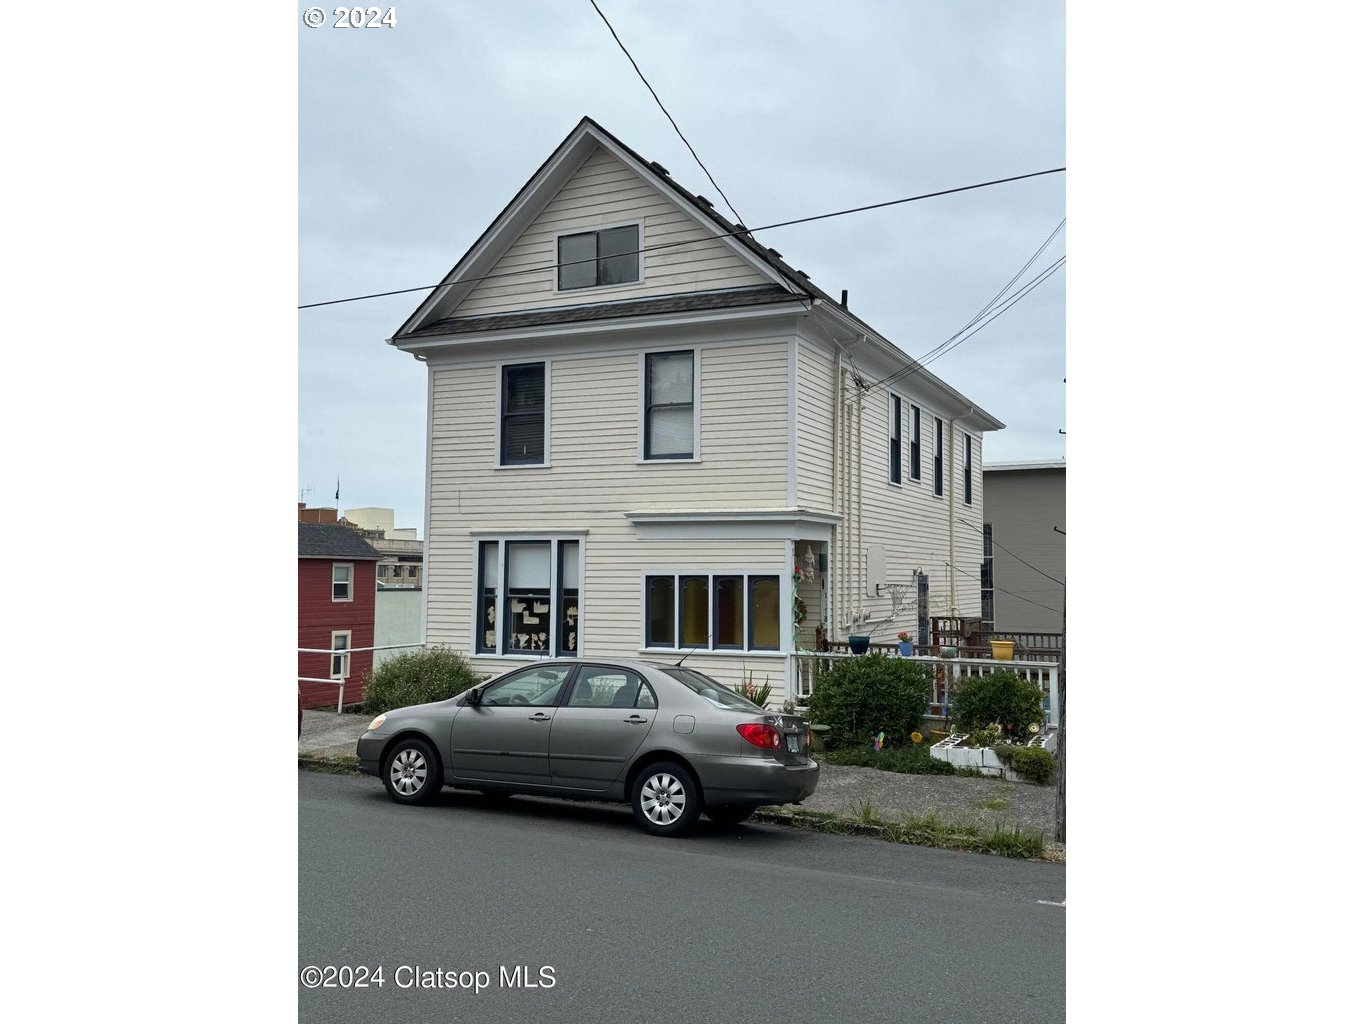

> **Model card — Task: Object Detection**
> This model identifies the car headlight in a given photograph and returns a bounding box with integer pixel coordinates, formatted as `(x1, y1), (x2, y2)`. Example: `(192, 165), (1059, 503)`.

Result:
(366, 713), (387, 731)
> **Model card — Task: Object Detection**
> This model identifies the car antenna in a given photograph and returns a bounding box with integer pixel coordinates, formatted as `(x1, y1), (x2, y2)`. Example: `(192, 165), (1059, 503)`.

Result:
(676, 635), (711, 667)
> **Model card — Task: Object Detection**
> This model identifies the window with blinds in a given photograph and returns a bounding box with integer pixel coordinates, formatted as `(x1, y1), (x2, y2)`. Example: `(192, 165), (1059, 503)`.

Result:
(644, 350), (694, 459)
(500, 362), (546, 466)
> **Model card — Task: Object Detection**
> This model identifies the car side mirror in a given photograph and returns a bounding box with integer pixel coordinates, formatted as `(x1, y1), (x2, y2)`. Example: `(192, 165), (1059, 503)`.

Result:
(465, 687), (482, 706)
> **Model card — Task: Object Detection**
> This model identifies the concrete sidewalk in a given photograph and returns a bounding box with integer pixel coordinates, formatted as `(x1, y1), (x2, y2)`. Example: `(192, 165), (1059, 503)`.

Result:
(300, 709), (1058, 841)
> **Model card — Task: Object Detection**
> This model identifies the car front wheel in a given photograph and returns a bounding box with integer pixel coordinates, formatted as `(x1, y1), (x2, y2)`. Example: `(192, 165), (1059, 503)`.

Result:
(382, 737), (441, 805)
(631, 762), (701, 837)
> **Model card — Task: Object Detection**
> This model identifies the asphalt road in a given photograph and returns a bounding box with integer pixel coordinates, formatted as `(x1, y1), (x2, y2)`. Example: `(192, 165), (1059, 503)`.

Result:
(300, 770), (1065, 1024)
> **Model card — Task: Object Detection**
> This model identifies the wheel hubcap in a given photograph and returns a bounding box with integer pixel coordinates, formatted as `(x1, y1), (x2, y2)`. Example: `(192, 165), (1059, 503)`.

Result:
(390, 748), (428, 796)
(641, 772), (685, 825)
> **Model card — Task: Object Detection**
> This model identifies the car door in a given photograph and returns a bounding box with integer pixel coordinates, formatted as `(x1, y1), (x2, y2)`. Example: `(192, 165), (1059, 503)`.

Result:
(448, 664), (575, 786)
(547, 665), (657, 792)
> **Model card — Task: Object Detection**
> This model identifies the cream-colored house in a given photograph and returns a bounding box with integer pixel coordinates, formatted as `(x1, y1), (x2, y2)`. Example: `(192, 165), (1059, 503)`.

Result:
(389, 117), (1002, 701)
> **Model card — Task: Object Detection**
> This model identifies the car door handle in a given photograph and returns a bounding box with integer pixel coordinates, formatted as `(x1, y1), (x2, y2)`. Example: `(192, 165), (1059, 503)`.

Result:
(623, 715), (649, 724)
(528, 712), (551, 722)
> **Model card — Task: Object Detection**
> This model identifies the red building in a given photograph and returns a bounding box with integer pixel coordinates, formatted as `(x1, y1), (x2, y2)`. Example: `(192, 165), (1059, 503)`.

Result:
(298, 522), (381, 709)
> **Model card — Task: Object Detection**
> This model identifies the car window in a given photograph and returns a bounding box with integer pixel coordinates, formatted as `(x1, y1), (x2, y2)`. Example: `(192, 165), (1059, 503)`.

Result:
(482, 665), (574, 707)
(659, 667), (762, 710)
(568, 667), (650, 709)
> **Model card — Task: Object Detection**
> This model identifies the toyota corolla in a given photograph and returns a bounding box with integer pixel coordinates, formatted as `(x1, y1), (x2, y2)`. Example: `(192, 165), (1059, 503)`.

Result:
(356, 659), (818, 836)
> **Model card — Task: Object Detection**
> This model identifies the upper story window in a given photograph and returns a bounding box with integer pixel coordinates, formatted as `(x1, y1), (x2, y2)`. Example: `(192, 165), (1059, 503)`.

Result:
(909, 405), (921, 481)
(500, 362), (546, 466)
(557, 224), (641, 291)
(643, 350), (695, 460)
(889, 395), (902, 484)
(332, 562), (353, 601)
(964, 434), (973, 505)
(933, 417), (944, 497)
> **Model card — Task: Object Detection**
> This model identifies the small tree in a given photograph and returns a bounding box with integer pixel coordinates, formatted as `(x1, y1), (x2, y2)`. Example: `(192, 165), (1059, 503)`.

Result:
(362, 646), (482, 715)
(949, 668), (1044, 737)
(807, 653), (931, 748)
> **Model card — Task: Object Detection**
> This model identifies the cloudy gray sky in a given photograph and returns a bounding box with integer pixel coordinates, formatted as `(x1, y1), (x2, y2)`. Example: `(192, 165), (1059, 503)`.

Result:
(299, 0), (1065, 536)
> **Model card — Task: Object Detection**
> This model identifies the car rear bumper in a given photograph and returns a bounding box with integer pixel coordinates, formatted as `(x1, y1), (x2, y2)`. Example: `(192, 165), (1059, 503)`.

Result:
(356, 733), (384, 777)
(693, 754), (820, 806)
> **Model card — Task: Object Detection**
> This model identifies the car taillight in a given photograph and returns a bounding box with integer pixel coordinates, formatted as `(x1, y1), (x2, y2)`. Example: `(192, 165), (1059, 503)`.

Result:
(736, 723), (782, 749)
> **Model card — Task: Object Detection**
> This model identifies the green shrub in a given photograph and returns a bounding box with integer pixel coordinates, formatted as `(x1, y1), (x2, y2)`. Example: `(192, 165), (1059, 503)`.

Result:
(1011, 747), (1056, 785)
(362, 646), (482, 715)
(822, 744), (961, 776)
(949, 669), (1044, 736)
(806, 653), (931, 748)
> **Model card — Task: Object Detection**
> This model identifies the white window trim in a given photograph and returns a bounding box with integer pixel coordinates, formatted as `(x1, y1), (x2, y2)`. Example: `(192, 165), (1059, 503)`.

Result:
(639, 569), (789, 654)
(551, 219), (646, 296)
(330, 630), (352, 680)
(470, 534), (586, 658)
(887, 392), (903, 487)
(494, 358), (552, 470)
(331, 562), (353, 603)
(637, 345), (702, 463)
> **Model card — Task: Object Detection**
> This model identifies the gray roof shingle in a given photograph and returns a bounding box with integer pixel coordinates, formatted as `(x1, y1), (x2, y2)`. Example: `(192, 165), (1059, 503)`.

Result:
(298, 523), (382, 560)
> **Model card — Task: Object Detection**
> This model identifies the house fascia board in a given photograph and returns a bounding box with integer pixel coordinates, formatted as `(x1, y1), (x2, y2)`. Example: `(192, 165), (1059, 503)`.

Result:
(392, 119), (798, 340)
(805, 299), (1007, 433)
(624, 509), (840, 542)
(984, 460), (1065, 472)
(393, 299), (807, 356)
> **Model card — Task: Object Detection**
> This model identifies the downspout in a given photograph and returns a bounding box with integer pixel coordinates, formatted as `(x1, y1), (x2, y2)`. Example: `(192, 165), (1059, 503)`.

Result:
(856, 385), (864, 625)
(947, 416), (956, 615)
(830, 350), (841, 640)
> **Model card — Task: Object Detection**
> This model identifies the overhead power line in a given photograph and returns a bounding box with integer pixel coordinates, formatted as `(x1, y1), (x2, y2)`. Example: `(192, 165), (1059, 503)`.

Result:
(947, 562), (1061, 616)
(588, 0), (747, 226)
(297, 166), (1065, 310)
(958, 517), (1066, 588)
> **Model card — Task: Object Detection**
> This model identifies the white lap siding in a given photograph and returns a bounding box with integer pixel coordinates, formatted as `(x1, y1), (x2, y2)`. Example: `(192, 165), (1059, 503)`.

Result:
(424, 334), (792, 688)
(456, 145), (770, 317)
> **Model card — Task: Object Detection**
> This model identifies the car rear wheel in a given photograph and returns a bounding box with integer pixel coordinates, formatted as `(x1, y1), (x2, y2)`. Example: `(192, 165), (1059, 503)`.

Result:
(382, 737), (441, 805)
(631, 762), (701, 837)
(704, 805), (756, 826)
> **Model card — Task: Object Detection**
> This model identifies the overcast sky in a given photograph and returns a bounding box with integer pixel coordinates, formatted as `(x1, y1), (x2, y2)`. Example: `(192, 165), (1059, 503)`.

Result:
(299, 0), (1065, 536)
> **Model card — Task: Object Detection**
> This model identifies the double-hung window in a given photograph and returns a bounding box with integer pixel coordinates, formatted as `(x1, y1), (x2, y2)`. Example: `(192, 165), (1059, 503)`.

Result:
(643, 350), (695, 459)
(331, 562), (352, 601)
(557, 224), (640, 290)
(933, 417), (944, 497)
(889, 395), (902, 484)
(909, 405), (921, 481)
(980, 525), (994, 631)
(644, 572), (781, 652)
(475, 537), (582, 657)
(330, 631), (351, 679)
(500, 362), (546, 466)
(964, 434), (973, 505)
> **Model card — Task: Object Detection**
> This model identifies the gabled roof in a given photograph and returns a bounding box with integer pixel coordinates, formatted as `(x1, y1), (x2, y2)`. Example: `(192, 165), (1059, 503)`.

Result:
(298, 523), (382, 560)
(391, 116), (1004, 432)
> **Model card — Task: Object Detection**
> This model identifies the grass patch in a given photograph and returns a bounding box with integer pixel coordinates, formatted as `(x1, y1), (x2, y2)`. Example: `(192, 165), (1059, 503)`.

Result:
(820, 744), (979, 777)
(754, 805), (1045, 859)
(298, 754), (362, 775)
(977, 797), (1009, 811)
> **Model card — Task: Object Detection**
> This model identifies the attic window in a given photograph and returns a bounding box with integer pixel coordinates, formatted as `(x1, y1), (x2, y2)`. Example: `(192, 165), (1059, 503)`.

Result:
(557, 225), (640, 291)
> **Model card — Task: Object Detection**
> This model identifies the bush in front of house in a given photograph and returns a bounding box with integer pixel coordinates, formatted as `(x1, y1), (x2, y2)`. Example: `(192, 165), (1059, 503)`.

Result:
(1010, 747), (1056, 785)
(361, 646), (482, 715)
(806, 652), (931, 748)
(949, 669), (1044, 737)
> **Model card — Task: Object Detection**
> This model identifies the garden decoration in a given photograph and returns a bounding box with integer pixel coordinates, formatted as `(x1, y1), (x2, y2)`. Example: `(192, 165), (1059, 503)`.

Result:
(873, 731), (885, 752)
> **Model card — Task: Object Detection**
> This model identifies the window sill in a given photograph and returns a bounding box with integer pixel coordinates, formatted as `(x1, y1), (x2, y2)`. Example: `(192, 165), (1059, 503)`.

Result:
(493, 463), (552, 471)
(553, 278), (646, 298)
(636, 457), (702, 465)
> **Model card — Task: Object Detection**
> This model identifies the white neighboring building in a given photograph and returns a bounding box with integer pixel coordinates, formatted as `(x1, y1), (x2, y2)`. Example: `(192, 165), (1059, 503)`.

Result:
(388, 117), (1004, 699)
(342, 506), (425, 665)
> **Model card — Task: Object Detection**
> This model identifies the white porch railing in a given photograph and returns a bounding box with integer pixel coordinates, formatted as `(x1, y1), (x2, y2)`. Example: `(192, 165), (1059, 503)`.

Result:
(788, 652), (1059, 729)
(298, 642), (426, 712)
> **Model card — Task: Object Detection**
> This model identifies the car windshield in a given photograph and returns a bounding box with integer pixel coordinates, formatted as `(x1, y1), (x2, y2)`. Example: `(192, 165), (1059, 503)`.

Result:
(659, 667), (762, 711)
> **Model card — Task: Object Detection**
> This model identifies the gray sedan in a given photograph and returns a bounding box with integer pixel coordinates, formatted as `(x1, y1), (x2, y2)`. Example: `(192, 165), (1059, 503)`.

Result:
(356, 659), (819, 836)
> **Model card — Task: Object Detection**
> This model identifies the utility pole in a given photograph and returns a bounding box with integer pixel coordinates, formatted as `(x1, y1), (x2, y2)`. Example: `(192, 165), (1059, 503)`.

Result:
(1053, 524), (1066, 844)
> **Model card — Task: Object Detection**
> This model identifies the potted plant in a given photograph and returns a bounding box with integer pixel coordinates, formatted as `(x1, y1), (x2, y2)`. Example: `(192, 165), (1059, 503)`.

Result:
(897, 631), (914, 657)
(988, 636), (1016, 661)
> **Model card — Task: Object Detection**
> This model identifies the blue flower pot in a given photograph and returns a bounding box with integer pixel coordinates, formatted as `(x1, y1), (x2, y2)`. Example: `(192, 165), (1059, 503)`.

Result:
(898, 641), (914, 657)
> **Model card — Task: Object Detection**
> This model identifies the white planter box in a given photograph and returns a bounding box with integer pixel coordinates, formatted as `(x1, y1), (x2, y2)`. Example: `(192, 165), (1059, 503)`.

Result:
(930, 729), (1057, 781)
